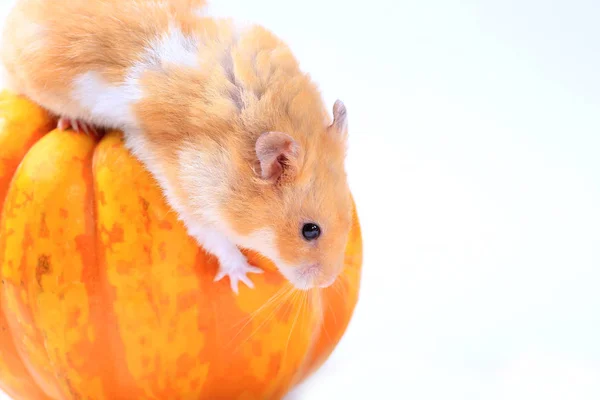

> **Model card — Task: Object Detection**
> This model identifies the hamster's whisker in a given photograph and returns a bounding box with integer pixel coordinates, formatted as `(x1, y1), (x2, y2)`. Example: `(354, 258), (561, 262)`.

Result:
(311, 288), (334, 344)
(331, 278), (346, 299)
(340, 271), (357, 290)
(308, 288), (326, 338)
(282, 290), (306, 365)
(229, 286), (297, 351)
(231, 282), (292, 329)
(303, 289), (311, 327)
(302, 290), (317, 354)
(325, 291), (339, 329)
(286, 292), (313, 391)
(229, 283), (293, 335)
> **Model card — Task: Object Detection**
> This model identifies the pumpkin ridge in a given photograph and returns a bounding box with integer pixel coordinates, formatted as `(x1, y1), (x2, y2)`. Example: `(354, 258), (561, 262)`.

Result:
(76, 135), (119, 399)
(0, 91), (55, 399)
(90, 132), (148, 398)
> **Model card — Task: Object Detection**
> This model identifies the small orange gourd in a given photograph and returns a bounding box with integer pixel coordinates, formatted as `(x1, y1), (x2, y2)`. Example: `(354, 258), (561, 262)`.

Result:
(0, 91), (362, 400)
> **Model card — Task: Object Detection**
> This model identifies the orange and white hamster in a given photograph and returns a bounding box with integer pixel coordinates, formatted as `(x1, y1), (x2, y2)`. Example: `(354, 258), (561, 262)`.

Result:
(1, 0), (353, 293)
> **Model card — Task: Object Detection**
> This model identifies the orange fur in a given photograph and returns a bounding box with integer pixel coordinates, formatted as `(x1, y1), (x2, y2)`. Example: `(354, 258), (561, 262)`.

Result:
(1, 0), (352, 289)
(2, 0), (206, 121)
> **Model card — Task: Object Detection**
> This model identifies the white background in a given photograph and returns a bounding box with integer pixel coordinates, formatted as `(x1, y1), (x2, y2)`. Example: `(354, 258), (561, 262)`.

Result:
(1, 0), (600, 399)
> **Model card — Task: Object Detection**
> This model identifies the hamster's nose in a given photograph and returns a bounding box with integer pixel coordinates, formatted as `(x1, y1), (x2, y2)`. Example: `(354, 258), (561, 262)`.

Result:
(298, 263), (338, 289)
(298, 263), (322, 288)
(304, 264), (321, 276)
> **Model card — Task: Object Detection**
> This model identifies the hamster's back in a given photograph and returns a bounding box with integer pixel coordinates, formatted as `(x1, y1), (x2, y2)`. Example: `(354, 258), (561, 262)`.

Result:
(0, 0), (208, 117)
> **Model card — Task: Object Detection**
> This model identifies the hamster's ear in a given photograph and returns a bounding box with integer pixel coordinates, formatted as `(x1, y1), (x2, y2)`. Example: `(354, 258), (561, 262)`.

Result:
(331, 99), (348, 135)
(255, 131), (301, 183)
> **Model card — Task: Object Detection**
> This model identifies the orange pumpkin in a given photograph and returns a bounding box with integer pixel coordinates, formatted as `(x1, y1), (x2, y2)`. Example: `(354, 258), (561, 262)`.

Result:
(0, 91), (362, 400)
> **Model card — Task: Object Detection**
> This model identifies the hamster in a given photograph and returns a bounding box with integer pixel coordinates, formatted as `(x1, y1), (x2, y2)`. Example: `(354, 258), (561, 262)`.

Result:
(1, 0), (353, 294)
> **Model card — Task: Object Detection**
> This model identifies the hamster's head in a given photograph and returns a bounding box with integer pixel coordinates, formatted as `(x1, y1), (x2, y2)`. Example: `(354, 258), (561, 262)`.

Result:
(229, 100), (353, 290)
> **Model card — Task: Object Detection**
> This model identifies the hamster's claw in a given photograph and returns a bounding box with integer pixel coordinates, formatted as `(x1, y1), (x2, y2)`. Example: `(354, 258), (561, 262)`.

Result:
(57, 117), (101, 137)
(214, 260), (264, 294)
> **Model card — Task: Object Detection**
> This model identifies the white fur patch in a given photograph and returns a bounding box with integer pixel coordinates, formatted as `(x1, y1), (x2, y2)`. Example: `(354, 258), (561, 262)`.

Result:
(187, 222), (247, 266)
(72, 71), (141, 127)
(147, 25), (201, 69)
(72, 26), (201, 127)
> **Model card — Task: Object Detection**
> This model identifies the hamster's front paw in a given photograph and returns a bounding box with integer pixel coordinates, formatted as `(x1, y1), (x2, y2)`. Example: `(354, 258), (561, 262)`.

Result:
(57, 117), (102, 137)
(214, 256), (264, 294)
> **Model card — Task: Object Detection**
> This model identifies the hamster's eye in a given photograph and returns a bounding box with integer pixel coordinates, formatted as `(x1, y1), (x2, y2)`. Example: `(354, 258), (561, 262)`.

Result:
(302, 223), (321, 241)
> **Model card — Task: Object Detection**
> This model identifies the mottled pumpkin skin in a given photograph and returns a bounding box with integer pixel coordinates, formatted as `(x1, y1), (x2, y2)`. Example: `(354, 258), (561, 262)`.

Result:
(0, 91), (362, 400)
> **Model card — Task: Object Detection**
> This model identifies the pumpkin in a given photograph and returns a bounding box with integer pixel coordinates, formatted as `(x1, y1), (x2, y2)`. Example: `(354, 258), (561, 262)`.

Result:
(0, 91), (362, 400)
